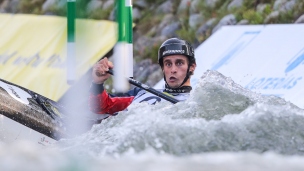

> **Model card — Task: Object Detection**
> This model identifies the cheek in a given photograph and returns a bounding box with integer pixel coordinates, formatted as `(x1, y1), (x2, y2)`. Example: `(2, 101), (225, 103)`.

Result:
(164, 69), (171, 77)
(181, 65), (188, 72)
(163, 67), (170, 74)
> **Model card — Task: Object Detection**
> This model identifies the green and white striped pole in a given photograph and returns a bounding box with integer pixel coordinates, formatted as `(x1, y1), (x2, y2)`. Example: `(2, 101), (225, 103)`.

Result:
(67, 0), (76, 85)
(113, 0), (133, 92)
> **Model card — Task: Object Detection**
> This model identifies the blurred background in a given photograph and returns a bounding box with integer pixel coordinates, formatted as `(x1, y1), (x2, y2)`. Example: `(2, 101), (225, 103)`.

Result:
(1, 0), (303, 96)
(1, 2), (304, 170)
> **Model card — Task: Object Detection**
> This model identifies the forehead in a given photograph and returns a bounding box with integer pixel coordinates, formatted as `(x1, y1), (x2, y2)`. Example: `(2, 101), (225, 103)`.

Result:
(163, 55), (188, 62)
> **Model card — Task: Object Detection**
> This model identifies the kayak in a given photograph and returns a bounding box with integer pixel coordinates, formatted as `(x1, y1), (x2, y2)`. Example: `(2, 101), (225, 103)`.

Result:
(0, 78), (69, 146)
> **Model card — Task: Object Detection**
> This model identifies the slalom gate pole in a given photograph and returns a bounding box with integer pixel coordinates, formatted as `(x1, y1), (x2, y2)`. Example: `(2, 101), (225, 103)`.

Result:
(67, 0), (76, 85)
(107, 69), (179, 104)
(113, 0), (133, 92)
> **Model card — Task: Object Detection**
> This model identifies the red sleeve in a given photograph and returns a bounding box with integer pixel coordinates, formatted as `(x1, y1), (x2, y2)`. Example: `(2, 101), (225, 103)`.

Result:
(89, 90), (134, 115)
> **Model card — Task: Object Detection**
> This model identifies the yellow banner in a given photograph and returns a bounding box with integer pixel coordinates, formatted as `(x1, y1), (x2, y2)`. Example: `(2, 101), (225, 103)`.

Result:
(0, 14), (116, 101)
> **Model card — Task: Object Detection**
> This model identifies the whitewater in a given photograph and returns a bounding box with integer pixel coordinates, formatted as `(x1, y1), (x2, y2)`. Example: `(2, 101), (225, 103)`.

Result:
(1, 70), (304, 171)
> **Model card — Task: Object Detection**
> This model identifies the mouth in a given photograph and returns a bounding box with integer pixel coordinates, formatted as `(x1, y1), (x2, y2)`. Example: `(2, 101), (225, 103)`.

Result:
(168, 76), (177, 82)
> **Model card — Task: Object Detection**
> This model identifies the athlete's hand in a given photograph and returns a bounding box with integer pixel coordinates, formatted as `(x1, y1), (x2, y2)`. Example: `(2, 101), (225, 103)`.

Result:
(92, 57), (113, 84)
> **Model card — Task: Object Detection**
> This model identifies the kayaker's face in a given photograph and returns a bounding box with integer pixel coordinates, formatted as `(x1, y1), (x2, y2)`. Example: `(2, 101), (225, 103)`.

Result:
(162, 55), (192, 88)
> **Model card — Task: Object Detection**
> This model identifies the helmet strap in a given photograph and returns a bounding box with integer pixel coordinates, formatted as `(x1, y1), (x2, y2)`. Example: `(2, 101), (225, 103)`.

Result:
(164, 83), (192, 93)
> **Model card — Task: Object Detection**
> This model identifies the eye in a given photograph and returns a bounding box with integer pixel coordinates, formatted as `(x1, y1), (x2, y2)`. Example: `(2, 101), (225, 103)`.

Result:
(176, 61), (184, 66)
(165, 63), (172, 67)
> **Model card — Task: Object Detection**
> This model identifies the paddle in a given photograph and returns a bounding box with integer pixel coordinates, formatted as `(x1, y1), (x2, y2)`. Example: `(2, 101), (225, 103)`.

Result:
(107, 69), (179, 104)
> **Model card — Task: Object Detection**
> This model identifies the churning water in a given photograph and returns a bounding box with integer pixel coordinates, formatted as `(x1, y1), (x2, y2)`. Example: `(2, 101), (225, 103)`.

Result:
(1, 70), (304, 171)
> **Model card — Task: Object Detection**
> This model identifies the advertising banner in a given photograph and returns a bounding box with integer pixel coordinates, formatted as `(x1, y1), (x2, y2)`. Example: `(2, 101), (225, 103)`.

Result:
(155, 24), (304, 108)
(0, 14), (116, 101)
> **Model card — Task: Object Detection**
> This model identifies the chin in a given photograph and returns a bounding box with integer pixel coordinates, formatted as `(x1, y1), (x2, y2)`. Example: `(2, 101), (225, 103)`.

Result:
(167, 84), (179, 88)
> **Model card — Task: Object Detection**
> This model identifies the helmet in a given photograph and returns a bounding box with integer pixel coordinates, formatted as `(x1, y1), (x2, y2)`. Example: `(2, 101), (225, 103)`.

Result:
(158, 38), (196, 89)
(158, 38), (195, 67)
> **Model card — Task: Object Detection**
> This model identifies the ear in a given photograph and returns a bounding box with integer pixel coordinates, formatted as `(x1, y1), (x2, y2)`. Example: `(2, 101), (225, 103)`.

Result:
(190, 63), (196, 72)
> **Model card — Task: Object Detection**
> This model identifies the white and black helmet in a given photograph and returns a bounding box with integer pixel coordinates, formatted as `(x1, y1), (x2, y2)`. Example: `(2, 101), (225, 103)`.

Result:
(158, 38), (195, 67)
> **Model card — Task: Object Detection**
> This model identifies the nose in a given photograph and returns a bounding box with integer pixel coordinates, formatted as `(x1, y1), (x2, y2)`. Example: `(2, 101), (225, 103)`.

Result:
(170, 64), (177, 74)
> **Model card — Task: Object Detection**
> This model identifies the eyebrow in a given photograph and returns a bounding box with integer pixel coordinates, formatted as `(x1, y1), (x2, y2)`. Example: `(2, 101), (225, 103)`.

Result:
(164, 58), (186, 63)
(175, 59), (186, 63)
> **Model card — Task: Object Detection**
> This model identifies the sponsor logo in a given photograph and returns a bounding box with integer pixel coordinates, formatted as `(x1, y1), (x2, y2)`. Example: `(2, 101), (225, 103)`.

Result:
(285, 48), (304, 73)
(38, 137), (53, 146)
(0, 51), (65, 68)
(245, 76), (302, 90)
(139, 96), (161, 105)
(133, 91), (162, 104)
(0, 81), (31, 104)
(163, 50), (185, 56)
(246, 48), (304, 91)
(141, 83), (150, 89)
(8, 86), (20, 99)
(211, 31), (260, 70)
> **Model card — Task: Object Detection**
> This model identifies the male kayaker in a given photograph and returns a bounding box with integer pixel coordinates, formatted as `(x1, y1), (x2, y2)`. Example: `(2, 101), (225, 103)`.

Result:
(89, 38), (196, 115)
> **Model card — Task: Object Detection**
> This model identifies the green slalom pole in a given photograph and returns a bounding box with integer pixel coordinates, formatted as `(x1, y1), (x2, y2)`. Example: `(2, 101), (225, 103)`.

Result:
(113, 0), (133, 92)
(126, 0), (133, 76)
(67, 0), (76, 85)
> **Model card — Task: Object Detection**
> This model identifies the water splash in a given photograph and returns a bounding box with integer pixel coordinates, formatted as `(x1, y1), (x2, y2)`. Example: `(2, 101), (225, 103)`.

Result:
(1, 141), (304, 171)
(56, 70), (304, 157)
(1, 70), (304, 170)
